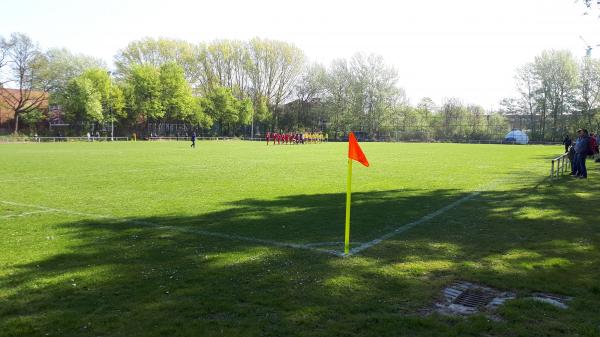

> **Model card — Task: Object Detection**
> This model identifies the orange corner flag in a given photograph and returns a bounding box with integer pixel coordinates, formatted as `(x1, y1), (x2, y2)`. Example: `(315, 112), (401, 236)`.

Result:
(348, 132), (369, 167)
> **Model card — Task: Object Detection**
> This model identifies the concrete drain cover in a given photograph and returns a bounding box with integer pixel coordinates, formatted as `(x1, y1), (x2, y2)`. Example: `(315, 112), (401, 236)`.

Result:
(435, 281), (572, 317)
(529, 292), (572, 309)
(436, 281), (516, 316)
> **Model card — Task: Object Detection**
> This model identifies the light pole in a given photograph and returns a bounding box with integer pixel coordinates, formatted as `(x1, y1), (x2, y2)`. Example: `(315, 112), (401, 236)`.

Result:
(107, 71), (113, 141)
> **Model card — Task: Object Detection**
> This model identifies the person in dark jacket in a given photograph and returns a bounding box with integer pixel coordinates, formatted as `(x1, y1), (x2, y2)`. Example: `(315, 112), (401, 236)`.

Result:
(562, 135), (572, 153)
(190, 132), (196, 148)
(573, 129), (590, 179)
(568, 144), (576, 175)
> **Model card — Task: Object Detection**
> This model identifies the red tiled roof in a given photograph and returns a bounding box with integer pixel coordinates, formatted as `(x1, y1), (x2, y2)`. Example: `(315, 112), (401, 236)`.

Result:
(0, 88), (49, 124)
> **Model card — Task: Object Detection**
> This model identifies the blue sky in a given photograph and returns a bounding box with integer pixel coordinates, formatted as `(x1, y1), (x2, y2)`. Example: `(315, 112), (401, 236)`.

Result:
(2, 0), (600, 108)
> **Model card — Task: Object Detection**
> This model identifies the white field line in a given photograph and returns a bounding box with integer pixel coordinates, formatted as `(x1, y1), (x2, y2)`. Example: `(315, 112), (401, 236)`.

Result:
(0, 200), (343, 257)
(0, 210), (55, 219)
(348, 191), (481, 255)
(0, 200), (111, 218)
(0, 165), (546, 257)
(346, 166), (548, 256)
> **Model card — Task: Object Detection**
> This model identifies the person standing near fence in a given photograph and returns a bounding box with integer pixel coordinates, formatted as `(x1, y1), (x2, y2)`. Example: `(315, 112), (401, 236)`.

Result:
(563, 134), (572, 153)
(573, 128), (590, 179)
(190, 132), (196, 148)
(596, 132), (600, 163)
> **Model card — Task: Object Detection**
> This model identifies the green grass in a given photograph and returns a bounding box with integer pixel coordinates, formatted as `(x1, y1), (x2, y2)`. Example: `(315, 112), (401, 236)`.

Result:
(0, 140), (599, 336)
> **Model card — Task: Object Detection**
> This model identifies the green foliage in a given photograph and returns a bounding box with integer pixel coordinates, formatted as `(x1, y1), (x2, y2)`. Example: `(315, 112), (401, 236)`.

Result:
(236, 97), (253, 126)
(254, 95), (270, 123)
(58, 68), (125, 128)
(127, 64), (164, 121)
(42, 48), (105, 102)
(159, 62), (196, 122)
(190, 97), (213, 128)
(62, 77), (104, 124)
(19, 108), (45, 126)
(115, 37), (199, 84)
(203, 86), (253, 135)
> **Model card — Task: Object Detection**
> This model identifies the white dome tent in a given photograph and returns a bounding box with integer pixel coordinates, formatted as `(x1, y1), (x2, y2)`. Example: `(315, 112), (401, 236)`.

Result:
(504, 129), (529, 144)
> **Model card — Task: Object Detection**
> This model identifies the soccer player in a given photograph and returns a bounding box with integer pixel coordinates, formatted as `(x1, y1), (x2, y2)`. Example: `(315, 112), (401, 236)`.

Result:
(266, 131), (271, 145)
(190, 132), (196, 148)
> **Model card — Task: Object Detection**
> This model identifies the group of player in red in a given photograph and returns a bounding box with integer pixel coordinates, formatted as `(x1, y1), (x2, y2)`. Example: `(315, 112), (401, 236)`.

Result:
(265, 132), (326, 145)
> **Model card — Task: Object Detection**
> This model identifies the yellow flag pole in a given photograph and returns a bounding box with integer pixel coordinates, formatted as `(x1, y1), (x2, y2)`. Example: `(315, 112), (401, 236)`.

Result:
(344, 158), (353, 255)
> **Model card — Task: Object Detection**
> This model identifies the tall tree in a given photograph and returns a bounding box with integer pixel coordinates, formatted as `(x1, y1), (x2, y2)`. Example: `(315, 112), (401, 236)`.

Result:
(577, 56), (600, 128)
(159, 62), (197, 122)
(246, 38), (305, 126)
(534, 50), (578, 140)
(115, 37), (200, 85)
(42, 48), (105, 100)
(0, 33), (51, 133)
(514, 63), (539, 136)
(126, 64), (164, 124)
(62, 76), (104, 127)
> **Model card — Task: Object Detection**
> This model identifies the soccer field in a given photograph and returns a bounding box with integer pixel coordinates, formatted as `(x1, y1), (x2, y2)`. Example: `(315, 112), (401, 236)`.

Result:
(1, 141), (599, 336)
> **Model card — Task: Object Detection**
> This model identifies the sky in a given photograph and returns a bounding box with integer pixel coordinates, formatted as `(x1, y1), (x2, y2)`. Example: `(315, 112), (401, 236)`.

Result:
(2, 0), (600, 109)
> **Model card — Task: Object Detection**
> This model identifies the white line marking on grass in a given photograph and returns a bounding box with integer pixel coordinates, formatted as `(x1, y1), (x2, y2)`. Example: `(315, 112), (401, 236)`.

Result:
(117, 218), (345, 256)
(0, 201), (110, 219)
(0, 167), (540, 257)
(0, 200), (343, 257)
(345, 167), (549, 256)
(348, 191), (481, 256)
(0, 210), (55, 218)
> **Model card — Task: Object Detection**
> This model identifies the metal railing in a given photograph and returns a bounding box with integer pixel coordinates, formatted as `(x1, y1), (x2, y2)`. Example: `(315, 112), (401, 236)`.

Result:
(0, 136), (130, 143)
(550, 153), (570, 179)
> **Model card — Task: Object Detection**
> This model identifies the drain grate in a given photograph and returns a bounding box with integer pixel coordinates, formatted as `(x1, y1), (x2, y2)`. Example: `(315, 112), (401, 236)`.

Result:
(433, 281), (572, 318)
(452, 288), (495, 308)
(435, 281), (516, 317)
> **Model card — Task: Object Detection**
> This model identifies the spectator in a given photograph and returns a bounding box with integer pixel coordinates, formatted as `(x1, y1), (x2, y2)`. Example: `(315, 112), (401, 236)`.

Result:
(573, 128), (590, 179)
(596, 132), (600, 163)
(568, 143), (576, 175)
(562, 134), (572, 153)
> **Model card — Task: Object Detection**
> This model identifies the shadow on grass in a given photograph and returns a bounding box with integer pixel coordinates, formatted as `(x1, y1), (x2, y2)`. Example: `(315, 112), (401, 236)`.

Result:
(1, 177), (600, 337)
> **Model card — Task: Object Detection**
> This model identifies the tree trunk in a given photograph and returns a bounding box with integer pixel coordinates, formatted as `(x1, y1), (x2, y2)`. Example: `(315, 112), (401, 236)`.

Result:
(13, 113), (19, 134)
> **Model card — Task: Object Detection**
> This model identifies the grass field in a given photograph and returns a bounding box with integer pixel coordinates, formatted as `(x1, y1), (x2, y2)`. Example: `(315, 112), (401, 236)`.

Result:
(1, 140), (599, 336)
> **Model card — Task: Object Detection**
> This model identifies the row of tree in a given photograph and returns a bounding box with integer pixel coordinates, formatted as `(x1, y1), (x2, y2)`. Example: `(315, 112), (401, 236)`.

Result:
(1, 32), (518, 140)
(500, 50), (600, 141)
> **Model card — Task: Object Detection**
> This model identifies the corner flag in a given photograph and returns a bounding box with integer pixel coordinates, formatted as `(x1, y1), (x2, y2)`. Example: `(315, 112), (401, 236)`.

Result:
(348, 132), (369, 167)
(344, 132), (369, 255)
